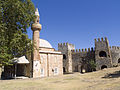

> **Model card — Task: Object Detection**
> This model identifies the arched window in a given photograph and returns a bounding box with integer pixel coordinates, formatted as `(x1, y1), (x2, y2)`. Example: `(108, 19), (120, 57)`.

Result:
(99, 51), (107, 57)
(118, 58), (120, 63)
(63, 54), (66, 59)
(101, 65), (107, 69)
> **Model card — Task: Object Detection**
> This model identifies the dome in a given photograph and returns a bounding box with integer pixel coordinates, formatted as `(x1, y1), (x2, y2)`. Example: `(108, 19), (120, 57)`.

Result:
(39, 39), (52, 48)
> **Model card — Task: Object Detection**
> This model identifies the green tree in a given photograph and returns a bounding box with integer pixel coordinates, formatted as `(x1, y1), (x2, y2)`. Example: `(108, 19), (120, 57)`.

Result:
(0, 0), (35, 66)
(89, 59), (96, 71)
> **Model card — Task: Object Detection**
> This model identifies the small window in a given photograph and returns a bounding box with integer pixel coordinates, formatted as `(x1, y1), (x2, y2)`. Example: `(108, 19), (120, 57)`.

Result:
(54, 68), (58, 74)
(99, 51), (107, 57)
(40, 68), (44, 76)
(63, 54), (66, 59)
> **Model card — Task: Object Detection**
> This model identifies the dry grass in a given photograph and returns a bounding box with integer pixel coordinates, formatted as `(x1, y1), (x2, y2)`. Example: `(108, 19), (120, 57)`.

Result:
(1, 66), (120, 90)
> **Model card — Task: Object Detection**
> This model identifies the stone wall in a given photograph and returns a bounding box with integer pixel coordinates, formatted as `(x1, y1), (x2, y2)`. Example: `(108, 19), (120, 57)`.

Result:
(72, 48), (95, 72)
(33, 51), (63, 78)
(40, 53), (48, 77)
(48, 54), (63, 76)
(111, 46), (120, 66)
(33, 60), (41, 78)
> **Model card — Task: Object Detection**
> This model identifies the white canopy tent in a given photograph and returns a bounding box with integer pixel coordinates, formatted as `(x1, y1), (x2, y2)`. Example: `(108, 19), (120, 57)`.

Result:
(12, 56), (29, 64)
(12, 56), (29, 78)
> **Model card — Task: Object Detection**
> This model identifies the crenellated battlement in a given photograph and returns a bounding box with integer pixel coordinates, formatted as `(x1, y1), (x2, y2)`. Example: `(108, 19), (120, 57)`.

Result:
(95, 37), (108, 42)
(111, 46), (120, 50)
(71, 47), (94, 53)
(58, 42), (74, 47)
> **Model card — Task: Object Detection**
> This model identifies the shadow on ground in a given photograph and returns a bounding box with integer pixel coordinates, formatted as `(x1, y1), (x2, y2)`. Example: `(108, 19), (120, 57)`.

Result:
(63, 72), (74, 75)
(102, 71), (120, 78)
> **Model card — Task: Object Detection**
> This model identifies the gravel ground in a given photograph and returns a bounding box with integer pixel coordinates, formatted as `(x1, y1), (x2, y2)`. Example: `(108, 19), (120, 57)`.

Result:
(1, 66), (120, 90)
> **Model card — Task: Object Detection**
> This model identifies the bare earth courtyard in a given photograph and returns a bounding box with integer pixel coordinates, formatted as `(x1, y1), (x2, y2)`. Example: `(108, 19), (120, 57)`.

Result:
(1, 67), (120, 90)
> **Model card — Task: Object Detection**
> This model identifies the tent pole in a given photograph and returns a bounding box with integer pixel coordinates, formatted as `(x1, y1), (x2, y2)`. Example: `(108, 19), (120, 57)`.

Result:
(15, 64), (17, 79)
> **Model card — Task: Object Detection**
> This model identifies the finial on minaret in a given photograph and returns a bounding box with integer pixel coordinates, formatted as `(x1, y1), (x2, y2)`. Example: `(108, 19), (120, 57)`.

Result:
(35, 8), (40, 16)
(35, 8), (40, 23)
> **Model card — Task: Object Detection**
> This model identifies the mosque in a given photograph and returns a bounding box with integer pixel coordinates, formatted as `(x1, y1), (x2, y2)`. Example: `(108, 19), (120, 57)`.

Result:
(31, 8), (63, 78)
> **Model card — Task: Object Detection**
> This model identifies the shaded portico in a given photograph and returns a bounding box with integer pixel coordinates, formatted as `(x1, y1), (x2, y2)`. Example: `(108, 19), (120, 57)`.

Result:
(3, 56), (30, 79)
(13, 56), (30, 79)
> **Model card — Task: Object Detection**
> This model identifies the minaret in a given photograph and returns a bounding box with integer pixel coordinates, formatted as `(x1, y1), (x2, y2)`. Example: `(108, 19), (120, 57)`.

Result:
(32, 8), (41, 61)
(31, 8), (42, 78)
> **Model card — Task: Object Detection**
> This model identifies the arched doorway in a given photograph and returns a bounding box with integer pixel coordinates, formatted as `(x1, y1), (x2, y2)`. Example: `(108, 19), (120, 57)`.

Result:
(118, 58), (120, 63)
(99, 51), (107, 57)
(63, 67), (66, 72)
(63, 54), (66, 59)
(81, 65), (86, 73)
(101, 65), (107, 70)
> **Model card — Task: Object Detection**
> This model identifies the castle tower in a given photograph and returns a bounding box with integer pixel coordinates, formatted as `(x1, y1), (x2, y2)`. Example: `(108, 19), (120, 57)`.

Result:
(31, 8), (42, 77)
(95, 37), (112, 70)
(58, 43), (75, 73)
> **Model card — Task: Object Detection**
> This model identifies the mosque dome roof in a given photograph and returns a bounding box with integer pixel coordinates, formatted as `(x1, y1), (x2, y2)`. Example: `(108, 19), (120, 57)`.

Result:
(39, 39), (52, 48)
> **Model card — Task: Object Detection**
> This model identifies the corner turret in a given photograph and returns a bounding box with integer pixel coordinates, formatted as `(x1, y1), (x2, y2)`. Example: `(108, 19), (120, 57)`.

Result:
(94, 37), (112, 70)
(58, 43), (75, 73)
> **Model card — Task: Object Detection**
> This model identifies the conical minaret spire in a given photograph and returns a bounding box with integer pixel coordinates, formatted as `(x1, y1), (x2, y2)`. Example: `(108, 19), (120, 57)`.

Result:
(35, 8), (39, 16)
(34, 8), (40, 23)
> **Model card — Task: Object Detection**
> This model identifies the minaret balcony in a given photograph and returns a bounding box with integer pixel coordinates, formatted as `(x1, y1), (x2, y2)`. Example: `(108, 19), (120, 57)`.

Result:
(31, 23), (42, 31)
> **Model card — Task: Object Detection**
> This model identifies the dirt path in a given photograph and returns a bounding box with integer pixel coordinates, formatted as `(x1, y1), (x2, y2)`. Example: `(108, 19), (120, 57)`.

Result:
(1, 66), (120, 90)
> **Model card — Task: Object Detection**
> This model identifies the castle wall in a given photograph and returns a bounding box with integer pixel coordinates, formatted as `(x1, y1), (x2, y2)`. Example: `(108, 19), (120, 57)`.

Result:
(58, 37), (120, 74)
(72, 48), (95, 72)
(111, 46), (120, 66)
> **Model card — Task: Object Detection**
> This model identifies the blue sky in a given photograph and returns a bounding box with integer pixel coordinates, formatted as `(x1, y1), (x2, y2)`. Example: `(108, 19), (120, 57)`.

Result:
(27, 0), (120, 50)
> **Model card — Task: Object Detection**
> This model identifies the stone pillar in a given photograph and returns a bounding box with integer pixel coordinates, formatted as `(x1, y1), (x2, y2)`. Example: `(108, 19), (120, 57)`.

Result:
(67, 50), (73, 72)
(31, 8), (42, 78)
